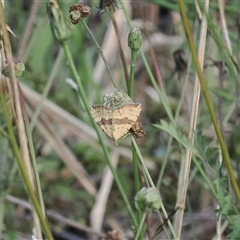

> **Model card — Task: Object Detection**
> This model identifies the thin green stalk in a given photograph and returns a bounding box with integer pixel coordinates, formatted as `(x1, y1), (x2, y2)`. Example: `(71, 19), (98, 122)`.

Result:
(140, 50), (175, 125)
(192, 156), (217, 199)
(26, 117), (46, 217)
(128, 26), (143, 237)
(132, 137), (154, 188)
(134, 212), (147, 240)
(108, 4), (129, 91)
(0, 1), (52, 236)
(132, 142), (143, 238)
(61, 40), (137, 227)
(0, 82), (53, 240)
(157, 69), (191, 188)
(120, 0), (175, 126)
(52, 0), (138, 228)
(132, 137), (177, 239)
(80, 19), (116, 88)
(29, 48), (64, 132)
(132, 149), (140, 193)
(119, 2), (176, 237)
(0, 198), (4, 240)
(174, 2), (208, 237)
(119, 0), (132, 27)
(27, 49), (64, 219)
(129, 50), (137, 98)
(177, 0), (240, 203)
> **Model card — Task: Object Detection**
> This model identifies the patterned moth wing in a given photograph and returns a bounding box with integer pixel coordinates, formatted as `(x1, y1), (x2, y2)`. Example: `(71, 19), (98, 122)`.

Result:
(90, 103), (141, 143)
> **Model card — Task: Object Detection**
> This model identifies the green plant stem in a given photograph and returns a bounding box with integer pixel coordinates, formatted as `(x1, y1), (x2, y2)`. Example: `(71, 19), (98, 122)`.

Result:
(0, 198), (4, 240)
(29, 48), (64, 132)
(128, 27), (142, 236)
(132, 140), (143, 238)
(26, 116), (46, 217)
(80, 19), (116, 88)
(129, 50), (137, 98)
(177, 0), (240, 203)
(27, 50), (64, 220)
(156, 70), (190, 188)
(61, 40), (137, 227)
(0, 1), (52, 236)
(132, 137), (154, 188)
(0, 82), (53, 240)
(118, 0), (131, 26)
(134, 211), (146, 240)
(132, 148), (140, 192)
(192, 156), (217, 199)
(141, 50), (175, 124)
(120, 0), (175, 126)
(131, 137), (177, 239)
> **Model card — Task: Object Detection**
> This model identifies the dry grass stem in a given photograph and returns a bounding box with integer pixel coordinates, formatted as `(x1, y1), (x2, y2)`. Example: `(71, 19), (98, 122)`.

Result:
(0, 2), (43, 238)
(174, 0), (209, 237)
(218, 0), (232, 54)
(6, 195), (105, 238)
(93, 5), (129, 86)
(17, 0), (41, 59)
(90, 150), (120, 231)
(26, 103), (97, 196)
(108, 4), (129, 90)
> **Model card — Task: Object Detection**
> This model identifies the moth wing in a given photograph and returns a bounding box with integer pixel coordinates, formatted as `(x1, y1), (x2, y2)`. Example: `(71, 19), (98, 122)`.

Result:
(90, 106), (114, 139)
(112, 104), (141, 141)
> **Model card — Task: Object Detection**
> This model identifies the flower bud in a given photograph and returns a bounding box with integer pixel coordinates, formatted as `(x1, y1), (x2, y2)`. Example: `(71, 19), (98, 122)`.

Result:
(128, 27), (142, 51)
(47, 2), (71, 41)
(2, 59), (25, 77)
(135, 187), (161, 211)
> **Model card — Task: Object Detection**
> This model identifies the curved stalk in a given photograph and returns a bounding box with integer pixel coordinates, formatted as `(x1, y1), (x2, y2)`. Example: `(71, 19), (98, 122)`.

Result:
(177, 1), (240, 204)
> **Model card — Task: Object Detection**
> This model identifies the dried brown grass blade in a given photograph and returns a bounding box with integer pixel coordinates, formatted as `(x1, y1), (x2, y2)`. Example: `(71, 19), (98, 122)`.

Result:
(25, 98), (97, 197)
(0, 3), (42, 238)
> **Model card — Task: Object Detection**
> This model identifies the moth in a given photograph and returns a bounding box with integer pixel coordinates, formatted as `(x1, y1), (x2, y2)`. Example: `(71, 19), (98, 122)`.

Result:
(90, 103), (141, 143)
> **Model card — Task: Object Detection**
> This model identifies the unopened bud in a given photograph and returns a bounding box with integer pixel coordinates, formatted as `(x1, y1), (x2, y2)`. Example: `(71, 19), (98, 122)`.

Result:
(135, 187), (161, 211)
(47, 2), (71, 41)
(128, 27), (142, 51)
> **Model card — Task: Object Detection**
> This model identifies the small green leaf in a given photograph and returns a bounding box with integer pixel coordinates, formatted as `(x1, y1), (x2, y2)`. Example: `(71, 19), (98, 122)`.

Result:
(205, 146), (219, 164)
(194, 129), (207, 158)
(153, 120), (196, 154)
(210, 88), (237, 102)
(194, 128), (219, 163)
(213, 173), (235, 216)
(228, 215), (240, 239)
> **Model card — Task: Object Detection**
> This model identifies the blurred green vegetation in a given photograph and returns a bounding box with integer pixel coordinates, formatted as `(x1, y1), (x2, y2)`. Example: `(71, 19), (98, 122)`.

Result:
(2, 0), (240, 239)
